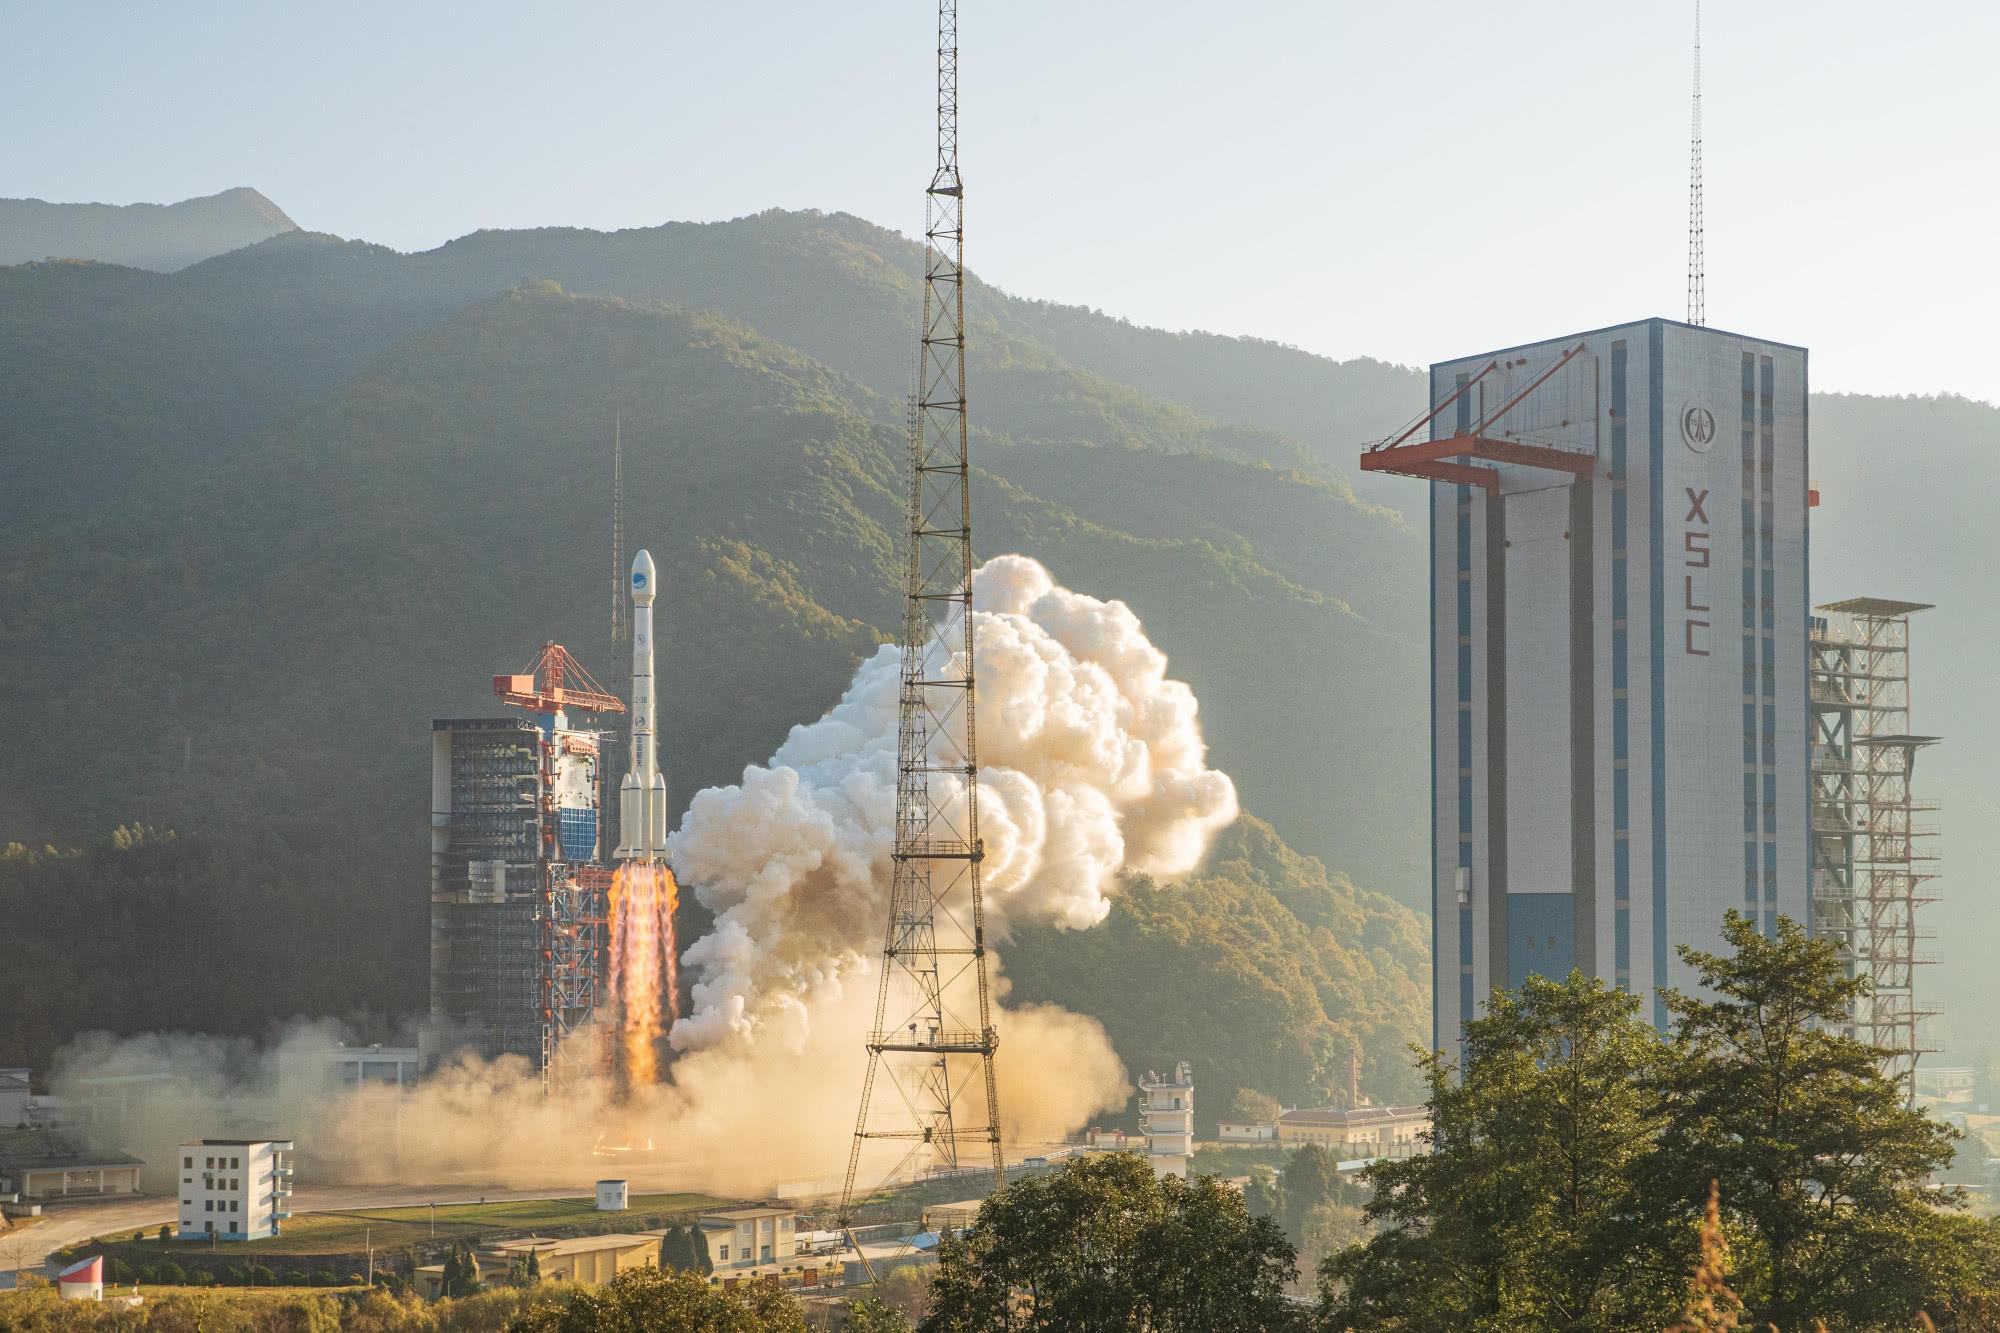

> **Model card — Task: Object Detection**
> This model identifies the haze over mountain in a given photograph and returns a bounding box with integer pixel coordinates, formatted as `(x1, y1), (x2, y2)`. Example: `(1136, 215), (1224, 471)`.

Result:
(2, 198), (1994, 1092)
(0, 186), (297, 271)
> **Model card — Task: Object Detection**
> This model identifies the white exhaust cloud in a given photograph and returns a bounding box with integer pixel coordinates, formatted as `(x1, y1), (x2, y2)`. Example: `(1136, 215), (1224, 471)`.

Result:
(50, 556), (1235, 1197)
(668, 553), (1238, 1051)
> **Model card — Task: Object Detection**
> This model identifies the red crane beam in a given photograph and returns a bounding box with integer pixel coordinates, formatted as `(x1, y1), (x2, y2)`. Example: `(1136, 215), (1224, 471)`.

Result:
(494, 641), (625, 716)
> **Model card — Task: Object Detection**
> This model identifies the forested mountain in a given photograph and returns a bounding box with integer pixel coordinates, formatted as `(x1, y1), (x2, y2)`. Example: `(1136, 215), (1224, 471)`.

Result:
(1005, 816), (1430, 1117)
(0, 268), (1432, 1095)
(0, 186), (296, 271)
(0, 221), (1433, 895)
(5, 201), (1998, 1084)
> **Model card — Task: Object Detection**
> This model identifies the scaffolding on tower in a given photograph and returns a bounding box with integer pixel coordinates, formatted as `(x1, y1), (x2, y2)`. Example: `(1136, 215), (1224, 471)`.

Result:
(493, 641), (626, 1093)
(1808, 599), (1938, 1099)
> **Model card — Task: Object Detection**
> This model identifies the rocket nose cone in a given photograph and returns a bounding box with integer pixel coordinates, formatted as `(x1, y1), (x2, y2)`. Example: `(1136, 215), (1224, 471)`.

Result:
(630, 549), (657, 605)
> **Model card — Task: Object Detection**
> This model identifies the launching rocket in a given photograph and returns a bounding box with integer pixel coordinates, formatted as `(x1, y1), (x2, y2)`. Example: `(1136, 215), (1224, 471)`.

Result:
(614, 549), (668, 862)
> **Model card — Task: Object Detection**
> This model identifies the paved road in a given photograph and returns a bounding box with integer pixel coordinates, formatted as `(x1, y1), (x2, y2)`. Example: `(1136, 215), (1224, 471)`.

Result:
(1, 1183), (597, 1276)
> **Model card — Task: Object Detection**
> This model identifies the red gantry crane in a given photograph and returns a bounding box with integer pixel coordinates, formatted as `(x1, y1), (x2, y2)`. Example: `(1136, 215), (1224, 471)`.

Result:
(494, 641), (624, 1093)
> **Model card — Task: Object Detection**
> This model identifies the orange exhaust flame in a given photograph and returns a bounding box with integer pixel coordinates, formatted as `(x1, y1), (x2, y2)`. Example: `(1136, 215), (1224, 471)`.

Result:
(608, 861), (680, 1087)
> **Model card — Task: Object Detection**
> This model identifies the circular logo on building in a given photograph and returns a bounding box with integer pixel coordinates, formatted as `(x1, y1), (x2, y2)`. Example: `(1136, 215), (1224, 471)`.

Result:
(1681, 403), (1717, 453)
(632, 571), (648, 589)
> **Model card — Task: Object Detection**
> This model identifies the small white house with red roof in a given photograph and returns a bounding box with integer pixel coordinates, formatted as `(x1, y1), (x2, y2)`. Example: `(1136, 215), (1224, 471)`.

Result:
(57, 1256), (103, 1301)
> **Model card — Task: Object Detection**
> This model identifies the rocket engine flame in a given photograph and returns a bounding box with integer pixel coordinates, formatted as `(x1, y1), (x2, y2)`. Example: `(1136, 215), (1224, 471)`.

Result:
(608, 861), (679, 1086)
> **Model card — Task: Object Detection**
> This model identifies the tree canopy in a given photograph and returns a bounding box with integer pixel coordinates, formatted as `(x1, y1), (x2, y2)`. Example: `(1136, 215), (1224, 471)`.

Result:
(1319, 914), (2000, 1332)
(923, 1152), (1303, 1332)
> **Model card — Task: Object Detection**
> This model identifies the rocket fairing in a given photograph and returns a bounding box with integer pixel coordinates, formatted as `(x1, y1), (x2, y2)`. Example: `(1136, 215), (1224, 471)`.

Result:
(614, 549), (669, 862)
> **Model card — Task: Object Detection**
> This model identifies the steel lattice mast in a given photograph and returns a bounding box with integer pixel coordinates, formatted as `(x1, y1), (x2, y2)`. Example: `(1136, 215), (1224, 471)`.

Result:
(1686, 0), (1705, 325)
(840, 0), (1003, 1217)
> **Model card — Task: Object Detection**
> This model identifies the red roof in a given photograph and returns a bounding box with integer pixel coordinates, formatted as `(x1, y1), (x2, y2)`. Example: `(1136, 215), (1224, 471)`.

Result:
(58, 1257), (103, 1285)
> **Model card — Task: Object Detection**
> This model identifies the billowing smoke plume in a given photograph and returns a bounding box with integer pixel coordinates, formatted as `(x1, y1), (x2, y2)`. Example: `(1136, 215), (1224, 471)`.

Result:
(47, 556), (1235, 1199)
(668, 553), (1239, 1050)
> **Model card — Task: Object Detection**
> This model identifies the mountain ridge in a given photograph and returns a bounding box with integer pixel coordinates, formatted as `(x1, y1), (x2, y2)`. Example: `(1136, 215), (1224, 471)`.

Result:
(0, 186), (298, 271)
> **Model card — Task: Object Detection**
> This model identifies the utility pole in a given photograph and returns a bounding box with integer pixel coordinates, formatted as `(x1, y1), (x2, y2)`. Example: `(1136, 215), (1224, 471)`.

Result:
(839, 0), (1003, 1223)
(1686, 0), (1705, 325)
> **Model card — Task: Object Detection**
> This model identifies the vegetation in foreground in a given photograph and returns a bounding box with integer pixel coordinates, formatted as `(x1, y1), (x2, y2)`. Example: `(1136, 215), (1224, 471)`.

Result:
(1323, 912), (2000, 1331)
(9, 912), (1996, 1332)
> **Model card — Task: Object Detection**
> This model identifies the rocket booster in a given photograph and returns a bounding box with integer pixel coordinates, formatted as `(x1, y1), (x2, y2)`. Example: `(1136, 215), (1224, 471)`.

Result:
(614, 549), (668, 862)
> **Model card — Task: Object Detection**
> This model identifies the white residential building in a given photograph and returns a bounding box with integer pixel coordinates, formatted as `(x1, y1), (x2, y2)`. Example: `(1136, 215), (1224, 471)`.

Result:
(1216, 1118), (1276, 1143)
(176, 1139), (294, 1240)
(1139, 1062), (1194, 1179)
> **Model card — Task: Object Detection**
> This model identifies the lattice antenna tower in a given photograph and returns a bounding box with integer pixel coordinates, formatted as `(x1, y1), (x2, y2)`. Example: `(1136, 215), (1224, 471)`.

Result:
(840, 0), (1003, 1218)
(1686, 0), (1705, 325)
(610, 414), (625, 654)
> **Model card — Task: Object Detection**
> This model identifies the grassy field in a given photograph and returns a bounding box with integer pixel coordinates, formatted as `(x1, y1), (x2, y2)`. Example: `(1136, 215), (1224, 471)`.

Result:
(254, 1193), (725, 1254)
(68, 1192), (730, 1265)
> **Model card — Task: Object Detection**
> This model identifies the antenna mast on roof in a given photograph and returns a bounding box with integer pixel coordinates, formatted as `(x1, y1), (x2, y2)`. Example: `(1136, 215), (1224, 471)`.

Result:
(1686, 0), (1705, 325)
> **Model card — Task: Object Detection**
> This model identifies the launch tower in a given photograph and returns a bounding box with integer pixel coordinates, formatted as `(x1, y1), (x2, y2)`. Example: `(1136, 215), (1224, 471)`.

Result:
(430, 643), (622, 1090)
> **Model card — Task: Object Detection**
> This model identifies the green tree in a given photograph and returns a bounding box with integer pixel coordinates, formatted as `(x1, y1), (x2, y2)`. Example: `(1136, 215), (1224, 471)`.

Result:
(1321, 970), (1680, 1332)
(443, 1242), (485, 1299)
(1231, 1087), (1283, 1124)
(922, 1153), (1301, 1332)
(1243, 1167), (1279, 1221)
(1279, 1144), (1341, 1244)
(1648, 911), (1964, 1329)
(660, 1224), (707, 1272)
(526, 1247), (541, 1285)
(843, 1296), (915, 1332)
(505, 1263), (805, 1331)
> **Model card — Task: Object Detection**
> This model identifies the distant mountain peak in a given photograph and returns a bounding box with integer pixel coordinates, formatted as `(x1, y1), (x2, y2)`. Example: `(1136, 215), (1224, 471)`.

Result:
(0, 187), (299, 272)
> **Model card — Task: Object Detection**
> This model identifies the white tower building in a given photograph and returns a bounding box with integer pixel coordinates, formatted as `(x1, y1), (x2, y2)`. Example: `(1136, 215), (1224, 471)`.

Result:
(1139, 1062), (1194, 1179)
(1361, 318), (1810, 1053)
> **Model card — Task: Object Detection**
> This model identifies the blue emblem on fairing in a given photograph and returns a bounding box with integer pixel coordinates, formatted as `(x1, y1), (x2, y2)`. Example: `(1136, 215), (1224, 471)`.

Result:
(633, 572), (648, 588)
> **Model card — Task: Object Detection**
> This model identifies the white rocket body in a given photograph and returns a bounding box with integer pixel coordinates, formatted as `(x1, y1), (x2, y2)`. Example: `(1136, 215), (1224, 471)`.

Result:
(614, 549), (668, 862)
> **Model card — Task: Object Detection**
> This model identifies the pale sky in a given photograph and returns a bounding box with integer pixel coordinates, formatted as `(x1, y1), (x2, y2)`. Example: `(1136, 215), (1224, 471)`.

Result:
(7, 0), (1997, 403)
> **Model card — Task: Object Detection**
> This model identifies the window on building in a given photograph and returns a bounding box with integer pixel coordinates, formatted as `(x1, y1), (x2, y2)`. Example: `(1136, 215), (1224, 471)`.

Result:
(206, 1156), (215, 1168)
(183, 1157), (192, 1169)
(719, 1246), (729, 1261)
(205, 1200), (213, 1212)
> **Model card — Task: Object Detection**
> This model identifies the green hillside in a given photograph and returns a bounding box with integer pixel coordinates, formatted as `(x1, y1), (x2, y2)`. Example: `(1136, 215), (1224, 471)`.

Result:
(8, 200), (1997, 1083)
(0, 260), (1427, 894)
(1003, 816), (1430, 1121)
(0, 280), (1434, 1096)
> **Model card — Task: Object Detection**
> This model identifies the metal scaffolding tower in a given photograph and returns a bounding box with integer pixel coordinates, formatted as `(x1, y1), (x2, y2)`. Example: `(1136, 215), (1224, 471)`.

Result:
(840, 0), (1003, 1217)
(494, 642), (625, 1094)
(1809, 598), (1938, 1094)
